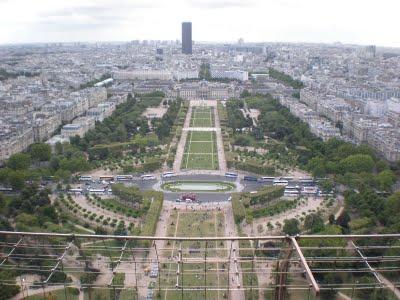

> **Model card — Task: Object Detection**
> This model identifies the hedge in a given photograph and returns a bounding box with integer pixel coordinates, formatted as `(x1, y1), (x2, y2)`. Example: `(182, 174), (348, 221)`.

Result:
(233, 161), (276, 175)
(232, 194), (246, 225)
(111, 184), (143, 204)
(246, 185), (285, 206)
(123, 158), (163, 173)
(249, 200), (298, 218)
(140, 191), (164, 247)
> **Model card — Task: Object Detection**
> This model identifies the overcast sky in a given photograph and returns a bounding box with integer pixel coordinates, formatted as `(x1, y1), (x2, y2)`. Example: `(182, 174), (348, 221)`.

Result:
(0, 0), (399, 47)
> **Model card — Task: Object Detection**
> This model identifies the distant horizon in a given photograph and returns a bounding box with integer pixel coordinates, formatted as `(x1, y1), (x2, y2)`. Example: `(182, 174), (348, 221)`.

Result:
(1, 0), (399, 48)
(1, 39), (399, 50)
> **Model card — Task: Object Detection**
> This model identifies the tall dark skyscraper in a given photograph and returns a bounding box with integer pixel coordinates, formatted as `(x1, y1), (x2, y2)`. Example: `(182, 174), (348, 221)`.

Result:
(182, 22), (192, 54)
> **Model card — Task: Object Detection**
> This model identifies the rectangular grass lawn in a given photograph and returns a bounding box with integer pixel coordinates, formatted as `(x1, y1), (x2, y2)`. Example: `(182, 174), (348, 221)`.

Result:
(190, 106), (214, 127)
(181, 131), (218, 170)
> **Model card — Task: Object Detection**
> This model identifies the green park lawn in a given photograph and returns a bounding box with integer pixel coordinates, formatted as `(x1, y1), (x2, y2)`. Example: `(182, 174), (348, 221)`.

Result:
(181, 131), (218, 170)
(190, 107), (214, 127)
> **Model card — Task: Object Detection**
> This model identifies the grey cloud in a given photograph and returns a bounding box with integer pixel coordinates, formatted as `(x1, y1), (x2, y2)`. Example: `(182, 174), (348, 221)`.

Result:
(39, 2), (155, 19)
(39, 1), (154, 18)
(33, 1), (151, 31)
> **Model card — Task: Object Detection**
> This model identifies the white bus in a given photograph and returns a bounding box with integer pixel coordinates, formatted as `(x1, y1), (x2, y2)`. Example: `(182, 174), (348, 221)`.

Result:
(273, 179), (288, 186)
(79, 176), (93, 182)
(162, 172), (176, 178)
(285, 186), (299, 191)
(299, 178), (314, 184)
(319, 191), (334, 197)
(88, 188), (106, 195)
(141, 174), (156, 180)
(68, 188), (83, 194)
(284, 190), (299, 197)
(281, 176), (294, 181)
(225, 172), (238, 179)
(302, 186), (318, 195)
(115, 175), (133, 181)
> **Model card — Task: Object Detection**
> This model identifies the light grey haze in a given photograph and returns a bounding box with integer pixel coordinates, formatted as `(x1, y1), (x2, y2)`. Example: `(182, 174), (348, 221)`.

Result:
(0, 0), (399, 46)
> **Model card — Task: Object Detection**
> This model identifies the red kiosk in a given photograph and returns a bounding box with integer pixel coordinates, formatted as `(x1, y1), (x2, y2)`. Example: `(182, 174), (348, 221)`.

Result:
(181, 193), (197, 202)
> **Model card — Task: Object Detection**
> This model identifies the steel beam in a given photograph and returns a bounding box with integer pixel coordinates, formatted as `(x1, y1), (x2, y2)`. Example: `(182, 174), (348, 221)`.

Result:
(0, 237), (23, 266)
(290, 236), (320, 296)
(350, 241), (382, 284)
(44, 242), (72, 284)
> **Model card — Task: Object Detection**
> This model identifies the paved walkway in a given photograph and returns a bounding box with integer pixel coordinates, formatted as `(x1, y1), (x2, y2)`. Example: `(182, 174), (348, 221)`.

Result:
(182, 127), (221, 131)
(225, 205), (245, 300)
(12, 275), (83, 300)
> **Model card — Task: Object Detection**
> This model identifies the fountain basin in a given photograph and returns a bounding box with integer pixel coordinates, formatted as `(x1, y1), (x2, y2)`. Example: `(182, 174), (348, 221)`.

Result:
(161, 181), (235, 192)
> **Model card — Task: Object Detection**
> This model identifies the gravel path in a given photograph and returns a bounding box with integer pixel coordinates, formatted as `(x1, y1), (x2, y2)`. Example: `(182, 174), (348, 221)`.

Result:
(224, 205), (245, 299)
(173, 105), (192, 172)
(214, 103), (227, 172)
(137, 205), (171, 299)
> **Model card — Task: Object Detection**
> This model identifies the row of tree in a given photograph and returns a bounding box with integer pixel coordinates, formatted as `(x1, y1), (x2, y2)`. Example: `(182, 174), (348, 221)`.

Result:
(226, 99), (252, 132)
(154, 98), (182, 141)
(268, 68), (304, 89)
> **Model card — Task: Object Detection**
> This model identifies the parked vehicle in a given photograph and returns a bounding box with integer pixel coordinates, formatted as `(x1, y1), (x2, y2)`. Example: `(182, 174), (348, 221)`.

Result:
(259, 176), (275, 182)
(79, 176), (93, 182)
(141, 174), (156, 180)
(116, 175), (133, 181)
(162, 172), (176, 178)
(225, 172), (238, 179)
(244, 176), (258, 182)
(273, 179), (288, 186)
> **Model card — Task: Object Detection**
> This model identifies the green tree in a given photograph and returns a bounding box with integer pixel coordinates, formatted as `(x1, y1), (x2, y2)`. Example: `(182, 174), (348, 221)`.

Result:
(304, 213), (325, 233)
(335, 121), (343, 134)
(328, 214), (335, 225)
(29, 143), (51, 162)
(7, 153), (31, 170)
(49, 156), (60, 170)
(376, 169), (396, 191)
(340, 154), (374, 174)
(54, 142), (63, 155)
(234, 135), (252, 146)
(241, 89), (251, 98)
(381, 192), (400, 229)
(320, 273), (342, 299)
(375, 159), (389, 172)
(8, 170), (26, 190)
(282, 218), (300, 235)
(199, 62), (211, 80)
(0, 271), (20, 300)
(336, 210), (351, 231)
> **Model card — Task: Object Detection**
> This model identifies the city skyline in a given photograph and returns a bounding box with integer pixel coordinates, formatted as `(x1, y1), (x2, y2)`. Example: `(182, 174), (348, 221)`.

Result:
(0, 0), (400, 47)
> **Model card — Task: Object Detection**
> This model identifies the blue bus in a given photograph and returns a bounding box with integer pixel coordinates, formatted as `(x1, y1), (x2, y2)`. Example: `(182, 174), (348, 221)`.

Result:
(244, 176), (258, 182)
